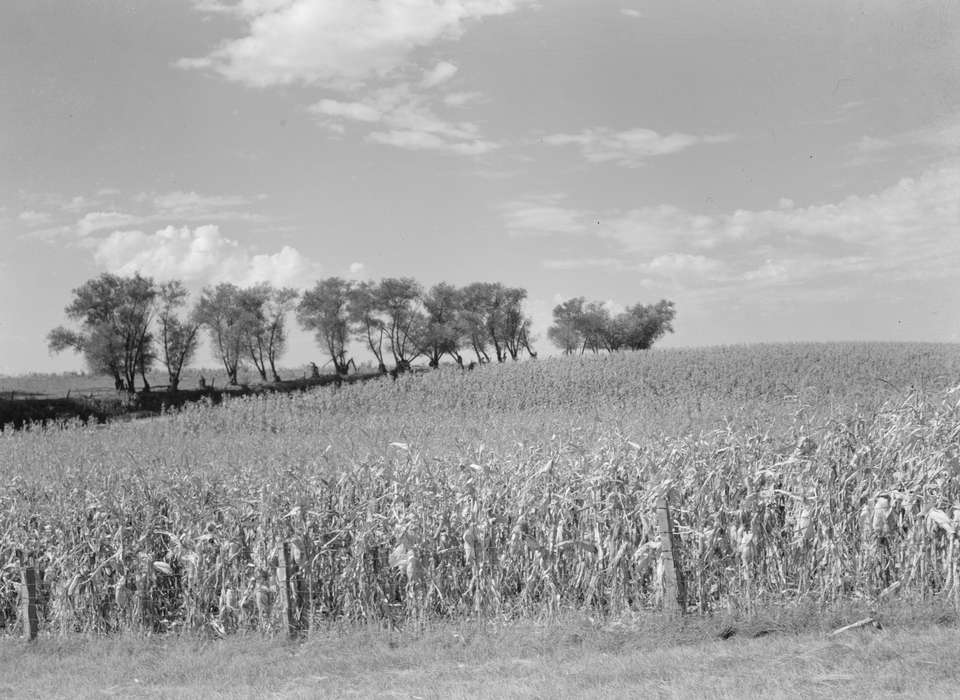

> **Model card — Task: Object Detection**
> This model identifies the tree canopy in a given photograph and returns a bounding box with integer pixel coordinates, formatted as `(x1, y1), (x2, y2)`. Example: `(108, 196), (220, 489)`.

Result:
(547, 297), (676, 355)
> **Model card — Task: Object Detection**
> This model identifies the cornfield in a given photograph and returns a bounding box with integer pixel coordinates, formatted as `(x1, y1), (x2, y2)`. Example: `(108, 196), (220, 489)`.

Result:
(1, 343), (959, 636)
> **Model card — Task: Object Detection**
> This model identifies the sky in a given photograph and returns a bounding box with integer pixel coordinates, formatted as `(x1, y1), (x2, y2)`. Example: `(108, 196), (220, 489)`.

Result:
(2, 0), (959, 375)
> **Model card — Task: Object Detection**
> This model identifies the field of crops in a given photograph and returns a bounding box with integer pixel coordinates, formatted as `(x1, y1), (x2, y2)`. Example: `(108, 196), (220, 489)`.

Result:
(1, 342), (959, 637)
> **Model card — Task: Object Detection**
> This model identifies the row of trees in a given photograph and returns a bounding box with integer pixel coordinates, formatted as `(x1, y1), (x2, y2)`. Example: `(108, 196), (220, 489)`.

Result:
(297, 278), (535, 375)
(47, 274), (298, 392)
(547, 297), (676, 355)
(47, 273), (676, 393)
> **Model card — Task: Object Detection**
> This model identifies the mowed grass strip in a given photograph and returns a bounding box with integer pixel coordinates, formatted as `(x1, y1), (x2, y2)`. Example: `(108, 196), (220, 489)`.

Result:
(1, 616), (958, 699)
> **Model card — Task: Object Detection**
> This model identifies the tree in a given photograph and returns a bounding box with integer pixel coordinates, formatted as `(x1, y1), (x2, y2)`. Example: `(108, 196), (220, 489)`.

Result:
(47, 273), (157, 392)
(417, 282), (465, 368)
(348, 281), (389, 374)
(243, 284), (299, 382)
(264, 287), (299, 382)
(459, 282), (496, 364)
(493, 285), (533, 361)
(298, 278), (353, 375)
(548, 296), (677, 354)
(616, 299), (677, 350)
(157, 281), (200, 392)
(547, 297), (585, 355)
(579, 301), (614, 353)
(195, 283), (259, 385)
(376, 277), (424, 371)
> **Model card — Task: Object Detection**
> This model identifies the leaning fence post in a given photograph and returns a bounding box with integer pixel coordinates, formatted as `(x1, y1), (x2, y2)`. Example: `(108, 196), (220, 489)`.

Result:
(657, 494), (686, 617)
(20, 562), (40, 641)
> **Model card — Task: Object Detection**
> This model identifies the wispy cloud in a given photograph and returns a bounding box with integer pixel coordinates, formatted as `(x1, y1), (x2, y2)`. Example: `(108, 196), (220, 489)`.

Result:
(500, 194), (590, 235)
(847, 113), (960, 164)
(17, 189), (267, 248)
(543, 127), (735, 166)
(443, 91), (484, 108)
(17, 210), (52, 226)
(310, 83), (499, 155)
(511, 161), (960, 300)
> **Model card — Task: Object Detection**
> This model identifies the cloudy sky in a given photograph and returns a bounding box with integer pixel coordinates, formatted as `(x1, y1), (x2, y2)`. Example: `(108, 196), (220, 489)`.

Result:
(2, 0), (959, 374)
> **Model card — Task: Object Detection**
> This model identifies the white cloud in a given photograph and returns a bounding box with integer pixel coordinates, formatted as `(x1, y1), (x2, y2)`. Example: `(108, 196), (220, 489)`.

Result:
(89, 225), (320, 287)
(620, 8), (642, 18)
(181, 0), (533, 88)
(311, 99), (383, 123)
(421, 61), (458, 88)
(312, 82), (499, 155)
(543, 127), (734, 166)
(149, 191), (251, 216)
(542, 257), (625, 270)
(18, 210), (52, 226)
(501, 195), (589, 235)
(76, 211), (145, 237)
(646, 253), (724, 275)
(511, 162), (960, 298)
(443, 91), (483, 107)
(855, 135), (894, 153)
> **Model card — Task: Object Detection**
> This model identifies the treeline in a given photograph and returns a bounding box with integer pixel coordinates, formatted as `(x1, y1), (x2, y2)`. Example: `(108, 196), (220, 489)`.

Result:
(46, 273), (675, 393)
(548, 297), (676, 355)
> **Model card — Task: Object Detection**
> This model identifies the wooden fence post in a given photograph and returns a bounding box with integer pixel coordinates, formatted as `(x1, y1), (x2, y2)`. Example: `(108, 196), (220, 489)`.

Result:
(657, 494), (686, 617)
(20, 564), (40, 641)
(277, 542), (308, 639)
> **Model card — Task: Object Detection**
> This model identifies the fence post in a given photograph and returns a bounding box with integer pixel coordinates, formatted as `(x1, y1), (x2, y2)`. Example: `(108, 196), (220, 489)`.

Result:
(657, 494), (686, 617)
(20, 563), (40, 641)
(277, 542), (308, 639)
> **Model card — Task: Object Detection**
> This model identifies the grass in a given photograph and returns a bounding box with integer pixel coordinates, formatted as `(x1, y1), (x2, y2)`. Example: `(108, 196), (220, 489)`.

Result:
(1, 606), (958, 698)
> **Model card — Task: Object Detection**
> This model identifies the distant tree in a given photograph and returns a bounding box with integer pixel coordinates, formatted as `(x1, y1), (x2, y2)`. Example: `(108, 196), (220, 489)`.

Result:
(616, 299), (677, 350)
(460, 282), (496, 364)
(548, 296), (676, 354)
(376, 277), (425, 371)
(298, 278), (354, 375)
(580, 301), (614, 353)
(47, 273), (157, 393)
(242, 284), (299, 382)
(348, 281), (388, 374)
(417, 282), (465, 368)
(157, 281), (200, 392)
(493, 285), (533, 361)
(194, 283), (259, 385)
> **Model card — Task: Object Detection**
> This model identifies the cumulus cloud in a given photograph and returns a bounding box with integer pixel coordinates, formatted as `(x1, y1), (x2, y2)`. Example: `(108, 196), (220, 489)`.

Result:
(543, 127), (735, 166)
(181, 0), (533, 88)
(89, 225), (320, 287)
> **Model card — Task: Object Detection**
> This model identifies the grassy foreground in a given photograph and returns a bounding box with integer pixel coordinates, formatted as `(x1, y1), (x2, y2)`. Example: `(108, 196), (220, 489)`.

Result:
(1, 608), (958, 699)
